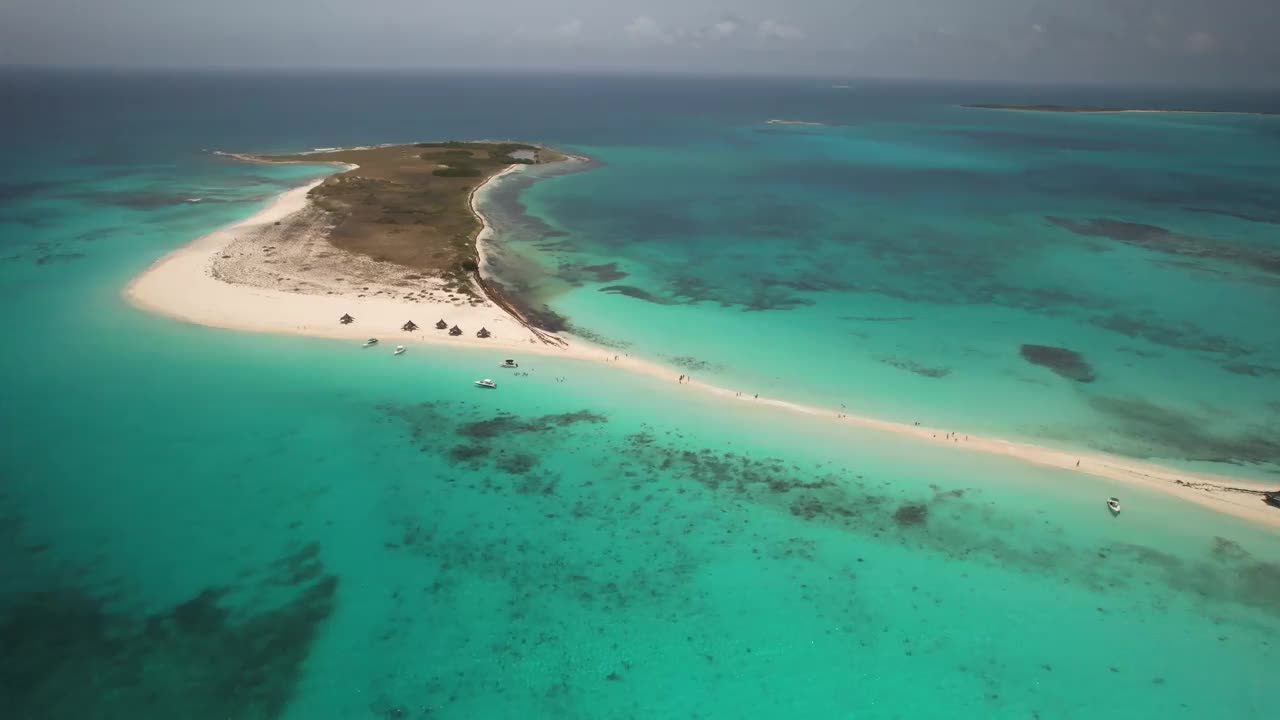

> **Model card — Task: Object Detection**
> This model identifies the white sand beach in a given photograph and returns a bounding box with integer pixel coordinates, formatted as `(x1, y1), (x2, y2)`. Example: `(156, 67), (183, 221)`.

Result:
(125, 163), (1280, 529)
(127, 172), (551, 355)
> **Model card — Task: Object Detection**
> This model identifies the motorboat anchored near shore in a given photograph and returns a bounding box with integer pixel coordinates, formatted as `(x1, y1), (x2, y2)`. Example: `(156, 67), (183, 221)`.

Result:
(1106, 497), (1121, 515)
(394, 345), (406, 356)
(474, 379), (497, 389)
(500, 359), (519, 368)
(362, 338), (379, 348)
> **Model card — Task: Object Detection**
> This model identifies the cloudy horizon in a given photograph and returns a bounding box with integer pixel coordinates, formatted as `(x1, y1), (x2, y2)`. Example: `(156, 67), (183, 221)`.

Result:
(2, 1), (1277, 85)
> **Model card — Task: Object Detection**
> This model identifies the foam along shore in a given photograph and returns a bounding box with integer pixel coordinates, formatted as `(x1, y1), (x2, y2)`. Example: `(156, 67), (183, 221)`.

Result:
(126, 166), (1280, 529)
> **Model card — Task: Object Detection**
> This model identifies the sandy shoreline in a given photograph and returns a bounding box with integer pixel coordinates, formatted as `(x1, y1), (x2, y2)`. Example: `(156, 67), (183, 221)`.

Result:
(125, 161), (1280, 529)
(126, 174), (552, 355)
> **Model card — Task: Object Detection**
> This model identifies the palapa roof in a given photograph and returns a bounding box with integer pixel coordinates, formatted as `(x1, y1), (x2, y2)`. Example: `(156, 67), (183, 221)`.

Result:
(402, 320), (418, 330)
(435, 319), (448, 329)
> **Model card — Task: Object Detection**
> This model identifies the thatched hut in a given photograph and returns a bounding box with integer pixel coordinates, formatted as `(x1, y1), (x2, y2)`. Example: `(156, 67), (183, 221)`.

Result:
(340, 313), (355, 324)
(449, 325), (463, 336)
(435, 319), (448, 330)
(477, 327), (491, 338)
(1265, 490), (1280, 509)
(402, 320), (419, 332)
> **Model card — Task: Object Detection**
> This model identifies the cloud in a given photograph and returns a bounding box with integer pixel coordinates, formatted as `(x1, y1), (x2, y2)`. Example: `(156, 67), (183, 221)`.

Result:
(1183, 30), (1215, 54)
(758, 19), (804, 41)
(707, 18), (740, 40)
(624, 16), (674, 45)
(511, 18), (584, 46)
(553, 19), (583, 40)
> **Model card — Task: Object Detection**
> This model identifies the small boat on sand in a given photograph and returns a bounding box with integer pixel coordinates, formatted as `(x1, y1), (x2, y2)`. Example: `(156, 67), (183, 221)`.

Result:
(362, 338), (379, 348)
(1106, 497), (1121, 514)
(474, 379), (497, 389)
(394, 345), (406, 356)
(500, 359), (519, 369)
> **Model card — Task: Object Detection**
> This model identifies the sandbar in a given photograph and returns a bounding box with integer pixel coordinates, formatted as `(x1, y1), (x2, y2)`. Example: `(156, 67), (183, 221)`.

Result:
(125, 150), (1280, 529)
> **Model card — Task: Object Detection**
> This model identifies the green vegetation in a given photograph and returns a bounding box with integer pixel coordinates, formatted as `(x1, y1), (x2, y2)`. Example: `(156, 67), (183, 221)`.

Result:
(253, 142), (565, 295)
(431, 165), (482, 178)
(490, 142), (535, 155)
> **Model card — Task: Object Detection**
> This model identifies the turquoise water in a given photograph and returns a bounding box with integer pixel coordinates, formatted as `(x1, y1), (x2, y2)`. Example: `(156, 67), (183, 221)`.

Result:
(484, 109), (1280, 478)
(2, 70), (1278, 718)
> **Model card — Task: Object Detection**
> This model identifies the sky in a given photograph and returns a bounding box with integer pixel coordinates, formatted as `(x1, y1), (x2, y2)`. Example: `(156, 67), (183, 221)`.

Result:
(2, 0), (1278, 85)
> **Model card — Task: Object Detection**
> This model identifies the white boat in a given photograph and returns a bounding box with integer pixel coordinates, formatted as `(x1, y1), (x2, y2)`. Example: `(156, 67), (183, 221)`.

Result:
(1106, 497), (1121, 514)
(362, 338), (379, 348)
(394, 345), (406, 356)
(474, 379), (497, 389)
(500, 359), (519, 368)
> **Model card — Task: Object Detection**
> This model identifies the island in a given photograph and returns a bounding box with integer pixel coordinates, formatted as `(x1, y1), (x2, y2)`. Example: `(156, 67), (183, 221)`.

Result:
(240, 141), (561, 298)
(962, 104), (1277, 116)
(122, 139), (1280, 527)
(129, 139), (581, 348)
(166, 141), (574, 346)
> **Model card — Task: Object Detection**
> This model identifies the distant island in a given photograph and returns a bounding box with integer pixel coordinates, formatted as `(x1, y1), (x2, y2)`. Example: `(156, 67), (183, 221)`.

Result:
(962, 104), (1276, 116)
(766, 119), (829, 126)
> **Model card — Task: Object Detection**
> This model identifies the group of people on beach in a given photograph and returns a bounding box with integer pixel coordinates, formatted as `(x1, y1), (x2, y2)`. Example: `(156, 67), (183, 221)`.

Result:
(644, 365), (1087, 477)
(679, 373), (759, 400)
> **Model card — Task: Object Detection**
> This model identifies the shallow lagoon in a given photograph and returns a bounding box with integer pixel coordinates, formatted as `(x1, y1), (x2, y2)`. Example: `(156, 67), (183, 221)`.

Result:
(484, 108), (1280, 478)
(2, 70), (1278, 718)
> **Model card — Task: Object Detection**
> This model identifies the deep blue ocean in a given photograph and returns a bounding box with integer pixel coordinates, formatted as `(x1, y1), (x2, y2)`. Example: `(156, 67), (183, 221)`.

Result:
(2, 69), (1279, 719)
